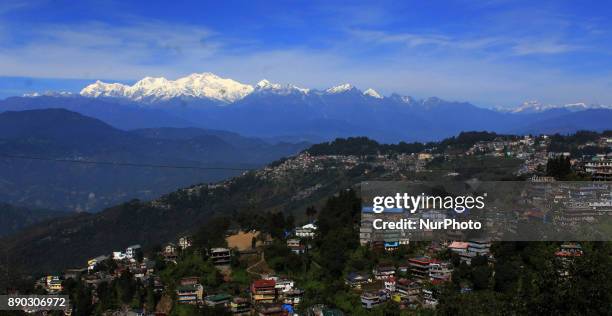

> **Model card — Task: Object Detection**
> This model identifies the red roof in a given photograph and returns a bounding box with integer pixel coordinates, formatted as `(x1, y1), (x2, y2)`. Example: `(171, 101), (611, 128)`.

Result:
(252, 279), (276, 288)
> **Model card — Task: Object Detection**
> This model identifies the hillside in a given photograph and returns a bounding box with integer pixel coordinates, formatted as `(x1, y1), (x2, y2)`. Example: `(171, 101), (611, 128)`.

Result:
(0, 109), (308, 212)
(0, 203), (69, 237)
(0, 135), (524, 287)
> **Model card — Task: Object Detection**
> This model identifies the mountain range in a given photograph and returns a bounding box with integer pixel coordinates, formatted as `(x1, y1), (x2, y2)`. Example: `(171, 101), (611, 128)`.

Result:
(0, 109), (308, 212)
(3, 72), (611, 143)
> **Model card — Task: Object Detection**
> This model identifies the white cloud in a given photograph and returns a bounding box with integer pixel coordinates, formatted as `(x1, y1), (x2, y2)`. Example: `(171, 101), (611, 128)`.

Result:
(0, 14), (611, 108)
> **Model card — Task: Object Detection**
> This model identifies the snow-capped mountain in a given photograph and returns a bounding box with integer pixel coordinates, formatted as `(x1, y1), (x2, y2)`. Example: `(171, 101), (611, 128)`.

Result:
(325, 83), (355, 94)
(511, 100), (612, 113)
(80, 73), (254, 103)
(254, 79), (310, 95)
(363, 88), (383, 99)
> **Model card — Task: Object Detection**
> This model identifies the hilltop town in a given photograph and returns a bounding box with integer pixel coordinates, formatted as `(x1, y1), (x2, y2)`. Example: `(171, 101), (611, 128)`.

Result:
(10, 131), (612, 315)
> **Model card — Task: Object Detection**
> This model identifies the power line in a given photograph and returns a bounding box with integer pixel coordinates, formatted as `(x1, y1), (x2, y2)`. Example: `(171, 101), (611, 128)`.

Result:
(0, 153), (253, 171)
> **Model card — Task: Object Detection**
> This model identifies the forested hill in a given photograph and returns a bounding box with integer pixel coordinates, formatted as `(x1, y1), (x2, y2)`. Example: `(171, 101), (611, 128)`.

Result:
(305, 131), (515, 155)
(0, 203), (69, 237)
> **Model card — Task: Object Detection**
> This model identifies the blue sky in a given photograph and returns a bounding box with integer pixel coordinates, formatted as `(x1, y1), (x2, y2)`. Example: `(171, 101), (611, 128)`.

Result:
(1, 0), (611, 108)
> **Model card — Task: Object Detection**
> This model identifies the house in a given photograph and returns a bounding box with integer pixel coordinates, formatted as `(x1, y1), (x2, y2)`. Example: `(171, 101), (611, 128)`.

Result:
(179, 276), (200, 286)
(373, 266), (395, 280)
(274, 279), (295, 293)
(45, 276), (63, 292)
(447, 241), (469, 254)
(429, 262), (453, 281)
(408, 257), (433, 279)
(395, 278), (420, 302)
(422, 288), (439, 307)
(282, 288), (303, 306)
(87, 255), (109, 271)
(360, 290), (390, 309)
(286, 239), (305, 254)
(230, 297), (251, 314)
(384, 276), (396, 292)
(126, 245), (142, 260)
(295, 223), (317, 238)
(210, 248), (231, 265)
(176, 283), (204, 305)
(113, 251), (127, 261)
(251, 279), (277, 304)
(345, 272), (371, 288)
(555, 243), (583, 258)
(230, 297), (251, 315)
(467, 240), (491, 256)
(179, 236), (192, 250)
(163, 243), (178, 257)
(204, 293), (232, 307)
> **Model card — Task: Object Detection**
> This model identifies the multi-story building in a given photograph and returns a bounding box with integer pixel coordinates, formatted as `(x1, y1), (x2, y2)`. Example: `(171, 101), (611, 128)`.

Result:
(230, 297), (251, 315)
(210, 248), (231, 266)
(360, 290), (390, 309)
(585, 156), (612, 181)
(126, 245), (142, 260)
(251, 279), (277, 304)
(176, 283), (204, 305)
(429, 262), (453, 281)
(408, 257), (433, 279)
(204, 293), (232, 307)
(178, 236), (192, 250)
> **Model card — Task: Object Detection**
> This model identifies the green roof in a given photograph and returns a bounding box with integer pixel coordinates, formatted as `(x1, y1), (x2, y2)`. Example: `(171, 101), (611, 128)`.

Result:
(205, 293), (232, 302)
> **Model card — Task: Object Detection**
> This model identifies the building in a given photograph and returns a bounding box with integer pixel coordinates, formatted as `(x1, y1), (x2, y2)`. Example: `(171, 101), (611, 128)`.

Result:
(395, 278), (420, 302)
(555, 243), (583, 258)
(384, 276), (396, 292)
(210, 248), (231, 265)
(180, 276), (200, 286)
(179, 236), (192, 250)
(176, 283), (204, 305)
(251, 279), (277, 304)
(45, 276), (63, 292)
(126, 245), (142, 260)
(447, 241), (469, 254)
(230, 297), (252, 315)
(422, 288), (439, 307)
(467, 240), (491, 256)
(429, 262), (453, 281)
(163, 243), (177, 256)
(295, 223), (317, 238)
(585, 156), (612, 181)
(286, 239), (305, 254)
(87, 255), (109, 271)
(204, 293), (232, 307)
(345, 272), (370, 288)
(373, 266), (395, 280)
(408, 257), (433, 279)
(360, 290), (390, 309)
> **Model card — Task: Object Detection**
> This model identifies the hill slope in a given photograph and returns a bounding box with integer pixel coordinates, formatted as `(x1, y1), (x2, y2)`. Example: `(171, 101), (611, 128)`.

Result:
(0, 109), (308, 212)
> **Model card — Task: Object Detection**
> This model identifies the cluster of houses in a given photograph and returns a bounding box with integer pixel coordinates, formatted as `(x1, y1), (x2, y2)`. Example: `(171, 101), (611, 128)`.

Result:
(344, 239), (494, 311)
(467, 135), (542, 159)
(248, 277), (304, 315)
(344, 251), (460, 311)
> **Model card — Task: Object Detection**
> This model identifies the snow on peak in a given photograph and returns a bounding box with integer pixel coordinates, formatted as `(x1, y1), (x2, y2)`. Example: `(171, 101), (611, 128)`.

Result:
(511, 100), (612, 113)
(325, 83), (354, 94)
(23, 91), (74, 97)
(256, 79), (282, 90)
(255, 79), (309, 95)
(363, 88), (382, 99)
(80, 72), (254, 103)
